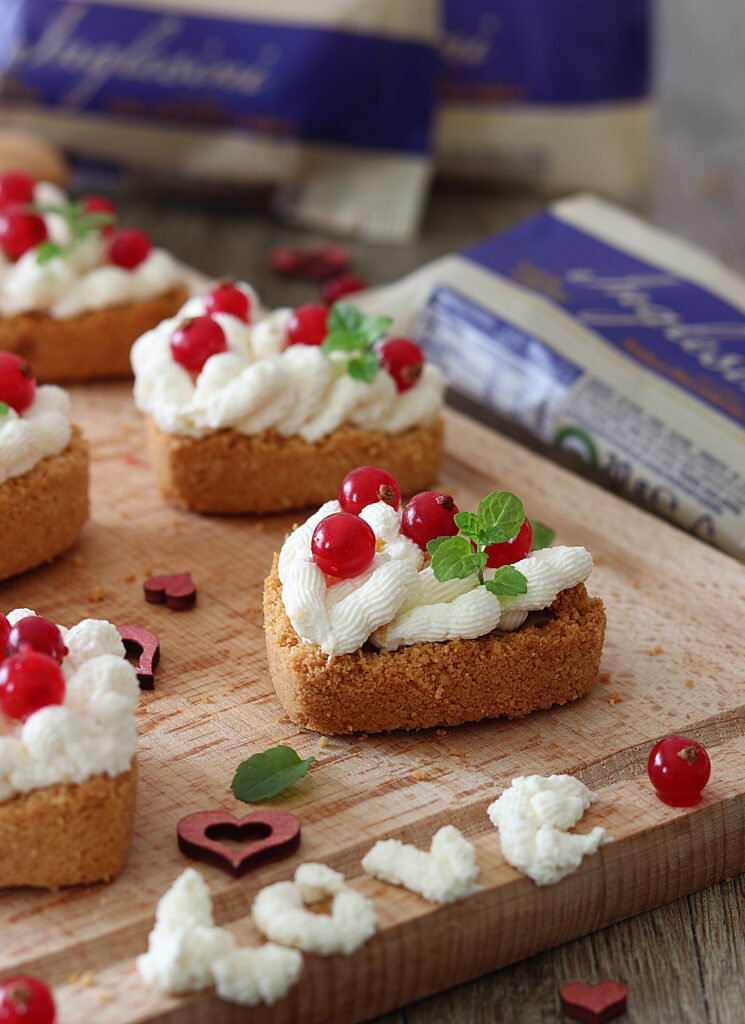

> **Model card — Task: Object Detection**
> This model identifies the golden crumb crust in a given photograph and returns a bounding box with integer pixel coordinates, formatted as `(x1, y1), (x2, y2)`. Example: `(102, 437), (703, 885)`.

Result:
(0, 285), (189, 382)
(0, 426), (89, 581)
(146, 414), (444, 515)
(0, 760), (137, 888)
(264, 555), (606, 733)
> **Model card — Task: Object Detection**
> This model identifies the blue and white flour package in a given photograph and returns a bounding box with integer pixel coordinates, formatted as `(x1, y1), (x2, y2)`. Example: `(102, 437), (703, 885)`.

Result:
(0, 0), (437, 241)
(358, 195), (745, 560)
(437, 0), (653, 199)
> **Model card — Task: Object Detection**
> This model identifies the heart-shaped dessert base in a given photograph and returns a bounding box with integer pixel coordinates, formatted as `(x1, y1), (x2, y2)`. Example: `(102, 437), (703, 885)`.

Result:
(177, 810), (301, 877)
(559, 981), (627, 1024)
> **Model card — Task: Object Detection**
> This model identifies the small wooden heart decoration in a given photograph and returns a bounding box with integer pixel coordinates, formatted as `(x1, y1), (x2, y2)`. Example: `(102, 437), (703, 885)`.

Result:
(144, 572), (196, 610)
(177, 810), (301, 877)
(560, 981), (627, 1023)
(116, 624), (160, 690)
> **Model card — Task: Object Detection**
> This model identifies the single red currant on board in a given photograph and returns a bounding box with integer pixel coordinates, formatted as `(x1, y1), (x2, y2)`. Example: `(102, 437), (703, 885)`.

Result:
(485, 518), (533, 568)
(0, 171), (36, 208)
(377, 337), (424, 392)
(311, 512), (376, 579)
(0, 353), (36, 413)
(0, 648), (65, 722)
(7, 616), (68, 664)
(648, 735), (711, 806)
(401, 491), (460, 551)
(286, 304), (328, 347)
(170, 316), (227, 373)
(204, 283), (251, 322)
(0, 207), (47, 260)
(0, 613), (10, 652)
(108, 227), (151, 269)
(270, 243), (349, 279)
(0, 975), (56, 1024)
(338, 466), (401, 515)
(321, 273), (367, 306)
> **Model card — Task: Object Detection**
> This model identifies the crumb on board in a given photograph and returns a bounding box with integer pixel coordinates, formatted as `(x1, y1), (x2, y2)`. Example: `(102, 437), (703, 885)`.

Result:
(67, 972), (80, 985)
(412, 768), (429, 781)
(143, 565), (153, 576)
(646, 645), (664, 656)
(94, 990), (112, 1004)
(608, 691), (623, 706)
(435, 728), (447, 737)
(119, 422), (133, 435)
(78, 971), (96, 988)
(89, 586), (105, 602)
(632, 580), (640, 589)
(136, 707), (148, 715)
(123, 572), (135, 583)
(448, 746), (467, 758)
(685, 679), (695, 688)
(599, 672), (611, 683)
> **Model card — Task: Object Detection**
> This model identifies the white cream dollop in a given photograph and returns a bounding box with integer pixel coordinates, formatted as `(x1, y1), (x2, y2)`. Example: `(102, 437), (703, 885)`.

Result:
(361, 825), (481, 904)
(0, 610), (138, 803)
(137, 868), (303, 1005)
(486, 775), (607, 886)
(0, 182), (184, 318)
(0, 385), (72, 485)
(131, 292), (444, 442)
(278, 502), (594, 654)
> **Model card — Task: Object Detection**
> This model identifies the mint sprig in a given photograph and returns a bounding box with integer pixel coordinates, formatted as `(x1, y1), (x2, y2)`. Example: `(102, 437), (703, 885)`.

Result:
(321, 301), (392, 383)
(427, 491), (529, 597)
(0, 402), (9, 417)
(231, 744), (316, 803)
(29, 202), (117, 265)
(530, 520), (556, 551)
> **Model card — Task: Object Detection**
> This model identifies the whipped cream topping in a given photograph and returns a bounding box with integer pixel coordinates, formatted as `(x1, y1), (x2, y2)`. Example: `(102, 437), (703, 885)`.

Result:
(361, 825), (481, 904)
(487, 775), (607, 886)
(252, 862), (378, 956)
(0, 385), (72, 485)
(0, 610), (139, 803)
(131, 295), (445, 442)
(137, 868), (303, 1005)
(0, 181), (184, 319)
(278, 500), (594, 655)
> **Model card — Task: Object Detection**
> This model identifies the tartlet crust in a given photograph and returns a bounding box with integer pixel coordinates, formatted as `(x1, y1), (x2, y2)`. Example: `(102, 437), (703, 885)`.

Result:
(0, 759), (137, 888)
(0, 426), (89, 581)
(264, 555), (606, 734)
(145, 414), (444, 515)
(0, 285), (189, 382)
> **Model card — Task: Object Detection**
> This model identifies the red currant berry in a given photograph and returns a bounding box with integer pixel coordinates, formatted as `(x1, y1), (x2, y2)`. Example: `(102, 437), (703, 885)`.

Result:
(170, 316), (227, 373)
(0, 206), (47, 260)
(321, 273), (367, 306)
(82, 195), (118, 236)
(204, 283), (250, 322)
(0, 353), (36, 413)
(286, 304), (328, 347)
(311, 512), (376, 579)
(108, 227), (151, 269)
(0, 613), (10, 652)
(377, 337), (424, 392)
(0, 172), (35, 208)
(647, 735), (711, 807)
(0, 975), (56, 1024)
(485, 518), (533, 568)
(401, 491), (460, 551)
(7, 615), (68, 664)
(0, 648), (65, 722)
(338, 466), (401, 515)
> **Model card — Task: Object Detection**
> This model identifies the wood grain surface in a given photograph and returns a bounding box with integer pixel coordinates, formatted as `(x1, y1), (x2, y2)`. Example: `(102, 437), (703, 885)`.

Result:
(2, 387), (744, 1024)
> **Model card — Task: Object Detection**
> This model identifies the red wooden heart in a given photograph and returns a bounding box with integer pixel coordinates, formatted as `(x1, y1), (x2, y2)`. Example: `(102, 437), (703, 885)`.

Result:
(144, 572), (196, 610)
(116, 624), (160, 690)
(177, 810), (301, 877)
(560, 981), (627, 1023)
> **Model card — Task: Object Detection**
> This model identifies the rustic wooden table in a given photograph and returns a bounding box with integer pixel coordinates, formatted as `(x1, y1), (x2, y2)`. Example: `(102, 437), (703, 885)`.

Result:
(102, 1), (745, 1021)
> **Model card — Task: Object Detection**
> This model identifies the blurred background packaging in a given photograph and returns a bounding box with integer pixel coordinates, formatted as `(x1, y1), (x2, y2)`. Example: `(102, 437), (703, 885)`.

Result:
(0, 0), (653, 241)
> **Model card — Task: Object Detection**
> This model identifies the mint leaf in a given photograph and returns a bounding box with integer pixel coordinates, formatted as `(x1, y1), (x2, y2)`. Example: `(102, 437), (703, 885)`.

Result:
(348, 352), (380, 382)
(431, 535), (487, 582)
(426, 536), (449, 557)
(358, 315), (392, 345)
(530, 520), (555, 551)
(476, 492), (524, 544)
(231, 744), (315, 803)
(485, 565), (528, 597)
(453, 511), (481, 543)
(0, 402), (8, 416)
(35, 241), (65, 264)
(321, 330), (366, 355)
(75, 211), (116, 233)
(328, 301), (364, 332)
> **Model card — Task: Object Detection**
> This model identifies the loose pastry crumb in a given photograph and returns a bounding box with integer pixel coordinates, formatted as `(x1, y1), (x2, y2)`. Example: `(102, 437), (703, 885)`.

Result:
(89, 586), (105, 602)
(608, 692), (623, 706)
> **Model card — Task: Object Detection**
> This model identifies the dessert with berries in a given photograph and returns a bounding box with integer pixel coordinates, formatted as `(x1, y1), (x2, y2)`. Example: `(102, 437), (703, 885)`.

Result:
(131, 294), (444, 513)
(0, 172), (189, 381)
(263, 469), (606, 732)
(0, 354), (88, 580)
(0, 610), (139, 887)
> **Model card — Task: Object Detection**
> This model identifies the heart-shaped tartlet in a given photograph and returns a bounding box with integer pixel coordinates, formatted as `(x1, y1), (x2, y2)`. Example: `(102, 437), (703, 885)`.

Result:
(177, 810), (301, 877)
(559, 981), (627, 1023)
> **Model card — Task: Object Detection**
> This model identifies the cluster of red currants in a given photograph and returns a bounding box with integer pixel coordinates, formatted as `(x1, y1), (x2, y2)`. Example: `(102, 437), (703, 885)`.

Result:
(310, 467), (534, 580)
(0, 170), (150, 269)
(169, 283), (252, 372)
(0, 614), (68, 723)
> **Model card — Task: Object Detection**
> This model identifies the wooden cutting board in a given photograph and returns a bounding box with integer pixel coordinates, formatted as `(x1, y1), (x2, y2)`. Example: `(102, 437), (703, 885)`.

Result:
(2, 383), (745, 1024)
